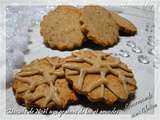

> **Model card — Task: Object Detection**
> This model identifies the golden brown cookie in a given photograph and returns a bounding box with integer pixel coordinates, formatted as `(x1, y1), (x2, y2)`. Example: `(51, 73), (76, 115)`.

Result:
(110, 11), (137, 35)
(80, 5), (119, 47)
(40, 5), (85, 50)
(12, 57), (77, 109)
(63, 50), (137, 105)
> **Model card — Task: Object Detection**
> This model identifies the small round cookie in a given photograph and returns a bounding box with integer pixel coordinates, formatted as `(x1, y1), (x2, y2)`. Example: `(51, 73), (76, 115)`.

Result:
(63, 50), (137, 105)
(80, 5), (119, 47)
(12, 57), (77, 109)
(110, 11), (137, 35)
(40, 6), (85, 50)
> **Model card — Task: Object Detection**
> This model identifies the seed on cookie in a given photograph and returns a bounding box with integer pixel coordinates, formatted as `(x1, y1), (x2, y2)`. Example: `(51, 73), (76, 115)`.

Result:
(40, 5), (85, 50)
(12, 57), (77, 110)
(63, 49), (137, 105)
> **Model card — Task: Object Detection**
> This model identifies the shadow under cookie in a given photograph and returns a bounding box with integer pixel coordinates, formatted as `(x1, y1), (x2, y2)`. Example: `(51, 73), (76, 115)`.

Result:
(77, 94), (136, 112)
(81, 38), (120, 50)
(43, 37), (120, 51)
(119, 30), (137, 36)
(25, 93), (135, 115)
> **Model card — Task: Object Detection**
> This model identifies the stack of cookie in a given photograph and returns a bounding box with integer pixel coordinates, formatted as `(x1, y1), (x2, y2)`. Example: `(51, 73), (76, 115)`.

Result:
(40, 5), (137, 50)
(12, 49), (137, 110)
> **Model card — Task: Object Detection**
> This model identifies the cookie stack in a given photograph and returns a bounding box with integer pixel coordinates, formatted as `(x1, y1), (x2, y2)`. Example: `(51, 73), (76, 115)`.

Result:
(40, 5), (137, 50)
(12, 49), (137, 110)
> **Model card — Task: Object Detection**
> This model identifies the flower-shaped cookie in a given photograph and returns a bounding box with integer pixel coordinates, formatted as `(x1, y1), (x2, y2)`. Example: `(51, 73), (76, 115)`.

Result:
(12, 57), (77, 109)
(63, 50), (136, 105)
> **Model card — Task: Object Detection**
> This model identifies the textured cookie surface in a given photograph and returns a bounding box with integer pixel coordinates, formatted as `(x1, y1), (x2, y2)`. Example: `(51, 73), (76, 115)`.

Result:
(12, 57), (77, 109)
(40, 6), (84, 50)
(80, 6), (119, 47)
(110, 11), (137, 35)
(63, 50), (137, 105)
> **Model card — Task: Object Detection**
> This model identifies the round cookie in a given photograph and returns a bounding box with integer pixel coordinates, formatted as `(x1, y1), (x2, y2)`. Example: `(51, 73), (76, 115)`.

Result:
(12, 57), (77, 109)
(63, 50), (137, 105)
(80, 5), (119, 47)
(40, 6), (85, 50)
(110, 11), (137, 35)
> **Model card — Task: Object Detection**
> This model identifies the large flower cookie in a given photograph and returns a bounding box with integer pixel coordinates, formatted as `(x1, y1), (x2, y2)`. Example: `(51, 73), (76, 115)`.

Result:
(63, 50), (137, 105)
(12, 57), (77, 109)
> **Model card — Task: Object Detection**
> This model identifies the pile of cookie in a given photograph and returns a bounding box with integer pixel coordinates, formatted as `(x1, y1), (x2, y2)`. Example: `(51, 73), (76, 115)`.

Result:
(12, 49), (137, 110)
(40, 5), (137, 50)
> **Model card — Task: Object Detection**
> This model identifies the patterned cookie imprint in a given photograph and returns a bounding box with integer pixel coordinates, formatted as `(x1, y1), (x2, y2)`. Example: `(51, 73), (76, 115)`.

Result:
(12, 57), (77, 109)
(63, 50), (136, 105)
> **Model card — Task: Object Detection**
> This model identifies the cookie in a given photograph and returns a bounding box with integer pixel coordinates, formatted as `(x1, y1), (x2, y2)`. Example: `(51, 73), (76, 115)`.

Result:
(110, 11), (137, 35)
(12, 57), (77, 109)
(80, 5), (119, 47)
(40, 5), (85, 50)
(63, 50), (136, 105)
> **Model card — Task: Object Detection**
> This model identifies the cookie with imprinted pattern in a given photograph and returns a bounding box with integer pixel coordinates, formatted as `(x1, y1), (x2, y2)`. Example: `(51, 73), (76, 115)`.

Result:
(12, 57), (77, 109)
(63, 49), (137, 105)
